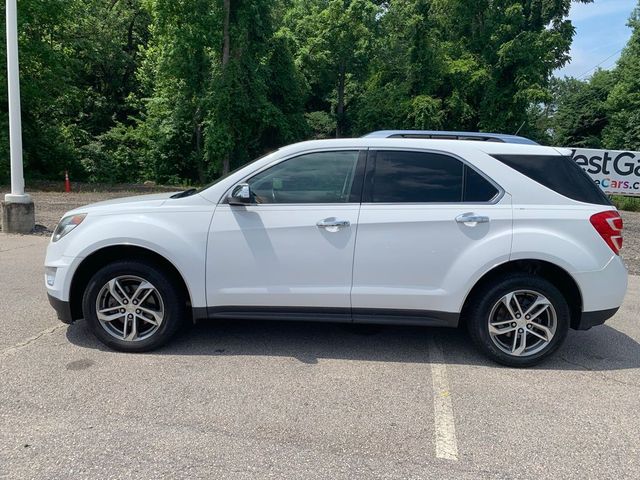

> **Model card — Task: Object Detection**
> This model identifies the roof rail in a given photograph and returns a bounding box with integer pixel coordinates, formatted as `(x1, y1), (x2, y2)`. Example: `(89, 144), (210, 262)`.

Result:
(362, 130), (539, 145)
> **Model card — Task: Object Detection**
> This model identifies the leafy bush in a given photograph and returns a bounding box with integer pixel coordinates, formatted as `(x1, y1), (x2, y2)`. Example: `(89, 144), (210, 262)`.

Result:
(79, 124), (144, 184)
(305, 111), (336, 139)
(611, 195), (640, 212)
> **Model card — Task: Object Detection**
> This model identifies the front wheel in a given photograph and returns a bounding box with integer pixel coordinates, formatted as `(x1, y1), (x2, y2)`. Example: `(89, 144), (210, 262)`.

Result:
(466, 275), (570, 367)
(82, 260), (185, 352)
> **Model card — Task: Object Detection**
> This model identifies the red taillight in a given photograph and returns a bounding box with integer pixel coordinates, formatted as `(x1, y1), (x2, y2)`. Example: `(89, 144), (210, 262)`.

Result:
(590, 211), (623, 255)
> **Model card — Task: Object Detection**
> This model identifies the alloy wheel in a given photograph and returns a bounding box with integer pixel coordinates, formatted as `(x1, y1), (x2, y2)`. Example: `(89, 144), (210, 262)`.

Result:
(95, 275), (165, 342)
(487, 290), (557, 357)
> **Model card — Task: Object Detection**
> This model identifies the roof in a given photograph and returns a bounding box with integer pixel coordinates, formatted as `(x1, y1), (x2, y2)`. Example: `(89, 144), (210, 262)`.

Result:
(362, 130), (539, 145)
(275, 138), (562, 158)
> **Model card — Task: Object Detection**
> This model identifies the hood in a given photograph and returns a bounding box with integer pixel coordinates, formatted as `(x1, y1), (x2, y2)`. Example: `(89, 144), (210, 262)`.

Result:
(66, 192), (180, 215)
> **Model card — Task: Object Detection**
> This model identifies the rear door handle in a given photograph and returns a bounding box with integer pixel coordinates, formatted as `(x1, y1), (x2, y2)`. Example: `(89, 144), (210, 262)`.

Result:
(317, 218), (350, 229)
(456, 213), (490, 224)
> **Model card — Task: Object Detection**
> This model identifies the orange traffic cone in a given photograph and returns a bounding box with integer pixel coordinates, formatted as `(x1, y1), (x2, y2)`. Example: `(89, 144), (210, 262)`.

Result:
(64, 170), (71, 193)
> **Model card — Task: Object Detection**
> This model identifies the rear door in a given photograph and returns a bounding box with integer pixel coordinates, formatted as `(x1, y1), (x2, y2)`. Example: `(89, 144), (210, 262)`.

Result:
(351, 149), (513, 321)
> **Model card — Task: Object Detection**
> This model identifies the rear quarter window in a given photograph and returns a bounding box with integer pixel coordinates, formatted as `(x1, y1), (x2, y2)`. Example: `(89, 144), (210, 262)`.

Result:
(491, 154), (612, 206)
(464, 166), (499, 202)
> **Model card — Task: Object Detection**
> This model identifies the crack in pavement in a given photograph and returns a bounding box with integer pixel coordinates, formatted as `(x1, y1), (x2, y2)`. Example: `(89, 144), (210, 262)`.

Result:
(0, 243), (44, 253)
(0, 324), (66, 358)
(560, 355), (640, 388)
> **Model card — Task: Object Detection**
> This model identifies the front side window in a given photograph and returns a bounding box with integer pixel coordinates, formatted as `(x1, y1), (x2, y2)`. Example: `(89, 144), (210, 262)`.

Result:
(367, 150), (498, 203)
(248, 151), (360, 204)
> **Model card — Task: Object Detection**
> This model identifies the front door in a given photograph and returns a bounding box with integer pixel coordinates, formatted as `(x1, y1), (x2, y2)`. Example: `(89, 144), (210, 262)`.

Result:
(207, 150), (365, 315)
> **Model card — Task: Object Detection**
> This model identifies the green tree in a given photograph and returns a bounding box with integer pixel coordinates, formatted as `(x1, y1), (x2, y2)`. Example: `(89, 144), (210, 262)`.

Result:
(138, 0), (306, 182)
(0, 0), (79, 182)
(205, 0), (307, 176)
(551, 70), (615, 148)
(68, 0), (151, 182)
(0, 0), (151, 183)
(354, 0), (447, 133)
(438, 0), (592, 136)
(284, 0), (380, 137)
(0, 0), (604, 185)
(134, 0), (218, 183)
(356, 0), (592, 140)
(603, 2), (640, 150)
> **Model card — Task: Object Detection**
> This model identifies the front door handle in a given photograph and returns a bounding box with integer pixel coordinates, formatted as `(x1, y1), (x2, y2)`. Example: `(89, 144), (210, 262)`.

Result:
(317, 218), (350, 229)
(455, 213), (490, 224)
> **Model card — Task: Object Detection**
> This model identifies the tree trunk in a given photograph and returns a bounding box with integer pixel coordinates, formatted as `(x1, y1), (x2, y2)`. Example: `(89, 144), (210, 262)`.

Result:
(194, 107), (205, 184)
(221, 0), (231, 175)
(196, 124), (206, 184)
(336, 63), (346, 138)
(222, 155), (230, 176)
(222, 0), (230, 67)
(120, 11), (139, 105)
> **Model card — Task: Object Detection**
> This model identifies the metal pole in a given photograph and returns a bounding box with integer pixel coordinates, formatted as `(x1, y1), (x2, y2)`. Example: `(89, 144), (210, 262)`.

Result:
(5, 0), (29, 203)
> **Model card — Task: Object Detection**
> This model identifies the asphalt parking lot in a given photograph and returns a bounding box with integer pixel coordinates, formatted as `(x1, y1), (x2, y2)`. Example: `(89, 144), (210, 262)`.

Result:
(1, 233), (639, 480)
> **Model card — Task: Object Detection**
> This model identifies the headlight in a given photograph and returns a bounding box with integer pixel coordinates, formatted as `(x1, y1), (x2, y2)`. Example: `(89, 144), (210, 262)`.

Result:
(52, 214), (87, 242)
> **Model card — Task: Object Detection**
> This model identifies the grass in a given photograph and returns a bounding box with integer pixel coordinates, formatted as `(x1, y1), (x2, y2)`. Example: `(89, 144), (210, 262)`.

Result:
(612, 195), (640, 212)
(1, 180), (181, 193)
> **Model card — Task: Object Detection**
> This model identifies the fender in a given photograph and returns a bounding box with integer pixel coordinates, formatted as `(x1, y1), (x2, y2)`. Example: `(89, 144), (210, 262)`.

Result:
(510, 217), (613, 274)
(49, 209), (214, 308)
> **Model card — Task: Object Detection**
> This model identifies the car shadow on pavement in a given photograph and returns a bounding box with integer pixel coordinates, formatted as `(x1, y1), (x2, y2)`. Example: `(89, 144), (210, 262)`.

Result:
(65, 319), (640, 371)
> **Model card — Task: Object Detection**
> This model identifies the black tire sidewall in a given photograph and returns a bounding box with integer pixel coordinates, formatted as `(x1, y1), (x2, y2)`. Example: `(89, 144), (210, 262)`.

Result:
(82, 260), (184, 352)
(467, 275), (570, 367)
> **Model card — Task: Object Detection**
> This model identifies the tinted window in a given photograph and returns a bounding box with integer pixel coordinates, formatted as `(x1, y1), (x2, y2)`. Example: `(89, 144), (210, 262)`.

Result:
(464, 166), (499, 202)
(248, 151), (360, 204)
(369, 151), (464, 202)
(492, 154), (612, 206)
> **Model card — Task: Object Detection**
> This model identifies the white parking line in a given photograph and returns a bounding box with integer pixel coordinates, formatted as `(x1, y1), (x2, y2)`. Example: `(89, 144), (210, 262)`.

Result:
(428, 336), (459, 461)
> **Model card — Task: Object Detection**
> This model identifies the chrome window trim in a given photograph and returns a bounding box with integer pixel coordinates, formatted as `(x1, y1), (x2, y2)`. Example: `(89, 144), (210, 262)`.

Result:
(217, 203), (362, 208)
(221, 146), (505, 206)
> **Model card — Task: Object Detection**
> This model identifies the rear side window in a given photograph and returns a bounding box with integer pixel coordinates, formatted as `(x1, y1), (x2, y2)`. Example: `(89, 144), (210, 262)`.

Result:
(366, 150), (499, 203)
(492, 154), (612, 205)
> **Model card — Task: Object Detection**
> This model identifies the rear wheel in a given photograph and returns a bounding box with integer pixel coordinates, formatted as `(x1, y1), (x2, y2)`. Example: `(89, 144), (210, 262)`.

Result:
(466, 275), (570, 367)
(82, 260), (185, 352)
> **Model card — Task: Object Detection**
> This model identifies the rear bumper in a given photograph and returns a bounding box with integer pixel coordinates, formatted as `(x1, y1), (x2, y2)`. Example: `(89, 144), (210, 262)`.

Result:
(570, 255), (626, 330)
(48, 294), (74, 324)
(574, 307), (619, 330)
(573, 255), (628, 312)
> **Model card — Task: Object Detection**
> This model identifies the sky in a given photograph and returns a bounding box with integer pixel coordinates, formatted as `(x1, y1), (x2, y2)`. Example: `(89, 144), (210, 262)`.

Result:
(555, 0), (637, 78)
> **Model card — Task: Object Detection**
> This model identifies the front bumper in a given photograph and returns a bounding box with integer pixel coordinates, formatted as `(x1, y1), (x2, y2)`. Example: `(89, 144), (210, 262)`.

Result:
(48, 294), (74, 324)
(574, 307), (619, 330)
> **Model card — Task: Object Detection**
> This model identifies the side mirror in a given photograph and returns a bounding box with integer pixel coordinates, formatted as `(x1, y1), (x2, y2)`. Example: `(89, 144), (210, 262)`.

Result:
(228, 183), (252, 205)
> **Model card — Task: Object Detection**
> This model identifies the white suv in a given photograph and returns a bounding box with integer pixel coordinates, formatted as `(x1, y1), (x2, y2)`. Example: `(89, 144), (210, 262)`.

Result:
(45, 138), (628, 366)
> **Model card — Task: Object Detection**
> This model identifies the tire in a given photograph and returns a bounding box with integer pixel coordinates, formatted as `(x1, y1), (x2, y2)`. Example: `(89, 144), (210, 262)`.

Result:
(465, 274), (570, 367)
(82, 260), (186, 352)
